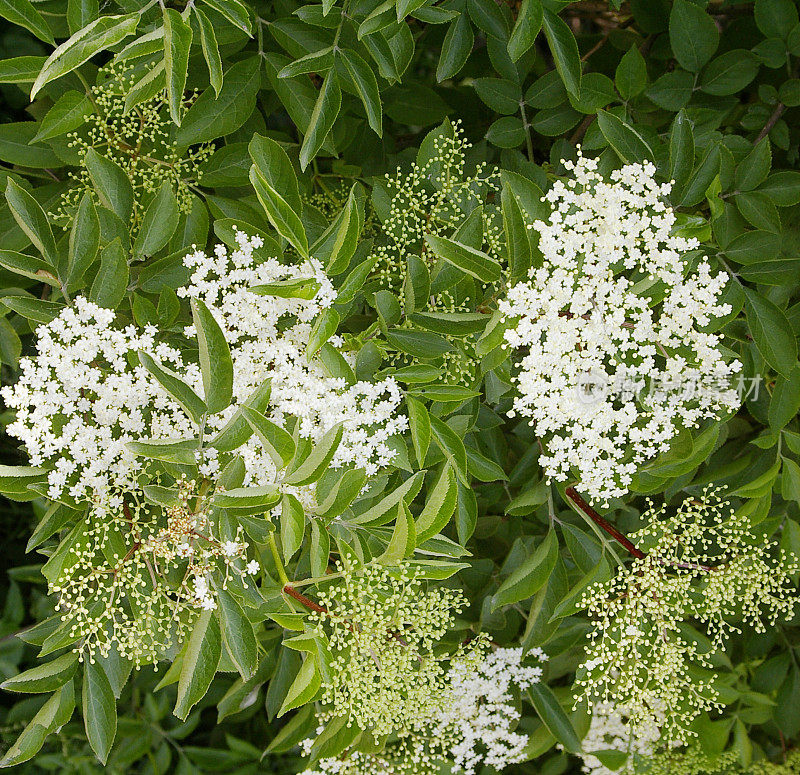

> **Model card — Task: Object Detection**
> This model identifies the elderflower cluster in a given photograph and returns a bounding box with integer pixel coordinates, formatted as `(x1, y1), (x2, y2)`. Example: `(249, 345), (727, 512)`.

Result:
(178, 230), (407, 478)
(57, 64), (212, 229)
(299, 643), (546, 775)
(500, 154), (741, 503)
(576, 490), (799, 743)
(310, 562), (478, 737)
(641, 746), (739, 775)
(577, 701), (664, 775)
(1, 298), (195, 509)
(372, 121), (503, 384)
(434, 646), (547, 774)
(50, 485), (257, 665)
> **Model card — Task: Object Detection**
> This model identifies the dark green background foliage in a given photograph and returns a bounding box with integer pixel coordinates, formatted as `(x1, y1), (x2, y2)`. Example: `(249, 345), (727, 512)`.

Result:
(0, 0), (798, 772)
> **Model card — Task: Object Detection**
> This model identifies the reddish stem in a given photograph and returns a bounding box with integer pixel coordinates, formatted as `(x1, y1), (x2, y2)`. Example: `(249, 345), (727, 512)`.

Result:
(283, 584), (328, 615)
(565, 486), (646, 560)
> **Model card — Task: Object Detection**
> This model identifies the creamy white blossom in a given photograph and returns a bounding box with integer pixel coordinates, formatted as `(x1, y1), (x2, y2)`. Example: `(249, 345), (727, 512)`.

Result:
(178, 230), (407, 479)
(578, 702), (663, 775)
(1, 298), (195, 508)
(500, 155), (741, 503)
(298, 641), (546, 775)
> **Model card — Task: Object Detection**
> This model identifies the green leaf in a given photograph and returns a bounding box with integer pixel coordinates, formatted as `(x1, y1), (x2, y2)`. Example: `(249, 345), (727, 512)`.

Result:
(242, 406), (295, 469)
(339, 48), (382, 136)
(67, 0), (98, 34)
(251, 278), (320, 300)
(0, 55), (46, 83)
(163, 8), (192, 125)
(424, 234), (501, 282)
(597, 110), (654, 164)
(209, 379), (272, 451)
(348, 471), (424, 526)
(542, 9), (581, 97)
(527, 683), (582, 754)
(406, 394), (431, 467)
(486, 116), (526, 148)
(176, 57), (260, 147)
(216, 588), (258, 680)
(669, 0), (718, 72)
(89, 239), (128, 310)
(250, 167), (308, 259)
(248, 134), (302, 215)
(313, 184), (363, 274)
(277, 656), (320, 717)
(67, 193), (99, 289)
(194, 8), (223, 96)
(212, 485), (280, 509)
(191, 298), (233, 414)
(5, 179), (57, 265)
(743, 287), (797, 377)
(508, 0), (543, 61)
(200, 0), (251, 33)
(31, 14), (139, 98)
(754, 0), (798, 39)
(279, 47), (335, 79)
(769, 366), (800, 430)
(133, 181), (179, 259)
(736, 139), (772, 192)
(33, 91), (92, 142)
(0, 682), (75, 767)
(127, 438), (198, 465)
(84, 148), (134, 224)
(386, 327), (452, 358)
(1, 652), (78, 694)
(0, 0), (53, 45)
(307, 308), (340, 360)
(437, 13), (473, 82)
(82, 660), (116, 764)
(415, 464), (457, 543)
(174, 609), (221, 720)
(138, 350), (207, 424)
(0, 250), (59, 287)
(669, 110), (694, 197)
(283, 424), (343, 486)
(300, 71), (341, 171)
(2, 297), (64, 325)
(700, 50), (759, 96)
(379, 502), (416, 563)
(429, 415), (468, 485)
(615, 44), (647, 99)
(492, 530), (558, 609)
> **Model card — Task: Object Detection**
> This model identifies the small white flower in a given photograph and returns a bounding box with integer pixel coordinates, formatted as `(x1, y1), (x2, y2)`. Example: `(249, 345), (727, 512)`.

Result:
(245, 559), (259, 575)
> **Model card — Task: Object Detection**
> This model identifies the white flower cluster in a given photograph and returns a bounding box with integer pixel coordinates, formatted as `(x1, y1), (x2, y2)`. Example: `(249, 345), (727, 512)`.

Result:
(298, 644), (546, 775)
(179, 230), (407, 478)
(436, 647), (547, 775)
(578, 702), (663, 775)
(500, 154), (741, 503)
(1, 298), (195, 508)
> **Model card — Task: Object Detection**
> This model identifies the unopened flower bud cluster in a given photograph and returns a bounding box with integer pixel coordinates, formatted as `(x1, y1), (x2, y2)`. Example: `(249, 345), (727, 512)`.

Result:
(371, 122), (503, 385)
(300, 562), (546, 775)
(58, 64), (212, 229)
(50, 487), (257, 665)
(500, 154), (741, 503)
(576, 490), (798, 743)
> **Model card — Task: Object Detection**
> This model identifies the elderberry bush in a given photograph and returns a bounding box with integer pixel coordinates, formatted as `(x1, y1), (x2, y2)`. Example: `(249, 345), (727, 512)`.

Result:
(0, 1), (798, 774)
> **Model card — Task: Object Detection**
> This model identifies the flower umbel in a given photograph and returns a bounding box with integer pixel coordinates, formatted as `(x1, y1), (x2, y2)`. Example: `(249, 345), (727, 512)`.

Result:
(576, 490), (799, 743)
(500, 154), (741, 503)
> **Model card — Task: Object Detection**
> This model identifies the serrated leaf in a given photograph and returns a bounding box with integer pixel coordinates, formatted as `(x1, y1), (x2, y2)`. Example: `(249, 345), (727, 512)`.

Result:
(191, 298), (233, 414)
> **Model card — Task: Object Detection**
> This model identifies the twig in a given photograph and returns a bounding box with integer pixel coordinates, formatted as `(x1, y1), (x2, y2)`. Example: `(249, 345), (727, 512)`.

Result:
(755, 103), (785, 144)
(283, 584), (327, 615)
(565, 486), (645, 559)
